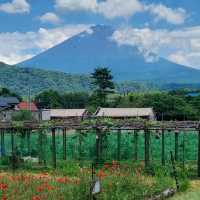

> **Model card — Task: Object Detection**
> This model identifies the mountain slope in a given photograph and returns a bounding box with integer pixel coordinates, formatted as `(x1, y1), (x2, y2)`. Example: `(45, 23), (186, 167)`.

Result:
(19, 25), (200, 84)
(0, 62), (91, 96)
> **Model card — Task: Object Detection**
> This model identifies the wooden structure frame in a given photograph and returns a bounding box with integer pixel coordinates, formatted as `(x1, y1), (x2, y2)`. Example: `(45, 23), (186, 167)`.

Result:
(0, 120), (200, 176)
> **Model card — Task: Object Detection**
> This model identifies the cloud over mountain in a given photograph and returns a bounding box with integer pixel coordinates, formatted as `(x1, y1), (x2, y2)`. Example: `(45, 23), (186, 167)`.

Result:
(0, 0), (30, 14)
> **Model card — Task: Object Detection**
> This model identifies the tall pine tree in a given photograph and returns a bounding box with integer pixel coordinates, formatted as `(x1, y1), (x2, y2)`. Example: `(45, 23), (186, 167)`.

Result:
(91, 67), (115, 106)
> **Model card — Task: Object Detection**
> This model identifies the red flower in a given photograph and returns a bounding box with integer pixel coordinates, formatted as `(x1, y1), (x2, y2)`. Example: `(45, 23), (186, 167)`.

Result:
(32, 196), (41, 200)
(1, 194), (7, 200)
(0, 183), (8, 191)
(103, 163), (110, 170)
(96, 170), (107, 179)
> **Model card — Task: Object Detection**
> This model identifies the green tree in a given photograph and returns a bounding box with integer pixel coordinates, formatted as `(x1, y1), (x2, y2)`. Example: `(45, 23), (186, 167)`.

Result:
(0, 87), (22, 101)
(91, 67), (115, 106)
(12, 110), (33, 121)
(35, 90), (62, 109)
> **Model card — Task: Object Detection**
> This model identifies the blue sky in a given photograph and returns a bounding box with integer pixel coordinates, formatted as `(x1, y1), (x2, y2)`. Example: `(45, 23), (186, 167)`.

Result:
(0, 0), (200, 68)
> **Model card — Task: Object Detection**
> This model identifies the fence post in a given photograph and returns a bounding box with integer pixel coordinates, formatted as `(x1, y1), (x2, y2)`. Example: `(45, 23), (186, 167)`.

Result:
(134, 130), (138, 161)
(161, 129), (165, 165)
(52, 128), (56, 169)
(27, 130), (31, 156)
(198, 129), (200, 177)
(11, 129), (16, 171)
(79, 130), (82, 161)
(38, 129), (43, 165)
(1, 129), (5, 156)
(175, 130), (179, 161)
(95, 128), (101, 164)
(63, 128), (67, 160)
(117, 129), (121, 161)
(144, 128), (150, 168)
(182, 131), (185, 169)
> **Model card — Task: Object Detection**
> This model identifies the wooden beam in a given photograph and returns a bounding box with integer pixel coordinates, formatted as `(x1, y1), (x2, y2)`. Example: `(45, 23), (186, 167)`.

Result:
(144, 129), (150, 168)
(11, 129), (15, 171)
(62, 128), (67, 160)
(95, 128), (101, 164)
(198, 130), (200, 177)
(0, 129), (5, 156)
(117, 129), (121, 161)
(134, 130), (138, 161)
(52, 128), (56, 169)
(161, 129), (165, 165)
(175, 131), (179, 161)
(79, 130), (82, 161)
(27, 130), (31, 156)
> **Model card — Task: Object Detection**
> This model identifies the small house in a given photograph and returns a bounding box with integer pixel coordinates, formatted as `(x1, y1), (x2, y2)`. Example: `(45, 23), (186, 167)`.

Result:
(95, 108), (155, 120)
(0, 97), (20, 121)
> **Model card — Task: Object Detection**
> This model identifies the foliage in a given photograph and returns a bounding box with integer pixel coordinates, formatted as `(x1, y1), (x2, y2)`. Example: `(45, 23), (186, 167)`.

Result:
(11, 110), (33, 121)
(0, 62), (91, 96)
(0, 87), (22, 101)
(35, 90), (90, 109)
(91, 67), (115, 106)
(114, 92), (199, 120)
(0, 162), (175, 200)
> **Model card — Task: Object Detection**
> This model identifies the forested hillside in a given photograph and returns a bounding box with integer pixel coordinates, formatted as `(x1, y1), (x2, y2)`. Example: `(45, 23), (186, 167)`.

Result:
(0, 62), (91, 96)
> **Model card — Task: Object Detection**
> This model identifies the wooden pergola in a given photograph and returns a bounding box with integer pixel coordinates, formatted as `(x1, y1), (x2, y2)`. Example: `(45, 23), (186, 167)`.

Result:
(0, 120), (200, 176)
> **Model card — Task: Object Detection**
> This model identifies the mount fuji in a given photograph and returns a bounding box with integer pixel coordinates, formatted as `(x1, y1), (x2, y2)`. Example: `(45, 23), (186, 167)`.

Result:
(18, 25), (200, 84)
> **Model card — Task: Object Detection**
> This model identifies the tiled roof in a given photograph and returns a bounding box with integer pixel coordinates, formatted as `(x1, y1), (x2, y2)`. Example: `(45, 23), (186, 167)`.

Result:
(50, 109), (86, 117)
(0, 97), (19, 105)
(17, 102), (38, 111)
(95, 108), (154, 117)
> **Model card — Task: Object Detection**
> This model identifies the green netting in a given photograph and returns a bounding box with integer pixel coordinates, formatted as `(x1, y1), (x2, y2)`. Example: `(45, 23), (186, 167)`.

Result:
(0, 129), (199, 169)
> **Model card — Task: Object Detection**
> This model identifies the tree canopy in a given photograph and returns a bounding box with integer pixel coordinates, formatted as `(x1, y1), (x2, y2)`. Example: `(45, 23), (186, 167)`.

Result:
(90, 67), (115, 106)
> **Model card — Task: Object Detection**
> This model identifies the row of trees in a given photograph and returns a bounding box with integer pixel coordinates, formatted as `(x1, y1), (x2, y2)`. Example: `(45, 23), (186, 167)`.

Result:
(2, 67), (200, 120)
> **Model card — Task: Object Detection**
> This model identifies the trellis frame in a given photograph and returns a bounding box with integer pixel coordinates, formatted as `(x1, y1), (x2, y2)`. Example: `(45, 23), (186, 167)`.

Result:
(0, 120), (200, 176)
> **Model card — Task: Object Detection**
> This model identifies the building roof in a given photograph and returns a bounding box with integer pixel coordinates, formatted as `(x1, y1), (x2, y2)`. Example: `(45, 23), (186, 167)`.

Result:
(0, 97), (19, 105)
(0, 101), (9, 108)
(17, 102), (38, 111)
(95, 108), (154, 118)
(50, 109), (87, 118)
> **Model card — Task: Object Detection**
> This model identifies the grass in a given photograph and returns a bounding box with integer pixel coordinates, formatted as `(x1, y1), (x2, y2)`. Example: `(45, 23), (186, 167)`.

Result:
(0, 161), (176, 200)
(171, 180), (200, 200)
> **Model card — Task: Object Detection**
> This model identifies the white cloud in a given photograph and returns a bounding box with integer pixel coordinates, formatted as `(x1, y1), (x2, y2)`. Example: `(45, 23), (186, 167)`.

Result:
(145, 4), (187, 25)
(55, 0), (97, 11)
(0, 24), (91, 64)
(39, 12), (61, 24)
(54, 0), (187, 24)
(0, 0), (30, 14)
(97, 0), (144, 19)
(55, 0), (143, 19)
(111, 26), (200, 68)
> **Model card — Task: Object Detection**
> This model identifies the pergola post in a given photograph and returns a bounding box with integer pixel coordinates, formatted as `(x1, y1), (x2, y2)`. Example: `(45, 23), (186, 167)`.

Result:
(79, 130), (82, 161)
(52, 128), (56, 169)
(117, 129), (121, 161)
(134, 130), (138, 161)
(198, 129), (200, 177)
(95, 128), (101, 164)
(175, 130), (179, 161)
(144, 128), (150, 168)
(27, 130), (31, 156)
(161, 129), (165, 165)
(0, 129), (5, 156)
(62, 128), (67, 160)
(11, 129), (16, 171)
